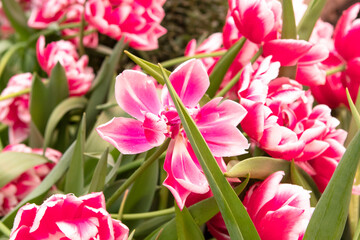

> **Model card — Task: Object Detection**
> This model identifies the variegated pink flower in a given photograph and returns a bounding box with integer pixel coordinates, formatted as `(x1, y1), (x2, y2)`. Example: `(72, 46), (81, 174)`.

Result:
(198, 171), (313, 240)
(238, 59), (347, 192)
(311, 3), (360, 108)
(36, 36), (94, 96)
(97, 59), (249, 209)
(85, 0), (167, 50)
(229, 0), (282, 44)
(28, 0), (98, 48)
(0, 144), (61, 216)
(0, 73), (33, 144)
(9, 192), (129, 240)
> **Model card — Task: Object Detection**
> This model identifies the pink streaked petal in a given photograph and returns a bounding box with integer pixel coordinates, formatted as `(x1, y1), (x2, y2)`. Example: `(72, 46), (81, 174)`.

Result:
(341, 21), (360, 60)
(115, 70), (161, 121)
(9, 122), (29, 144)
(79, 192), (106, 210)
(163, 138), (209, 209)
(96, 117), (153, 154)
(196, 98), (247, 126)
(297, 140), (329, 161)
(296, 64), (326, 86)
(244, 171), (284, 217)
(9, 226), (36, 240)
(12, 203), (38, 232)
(241, 102), (266, 141)
(56, 218), (99, 239)
(199, 124), (249, 157)
(143, 112), (167, 146)
(299, 122), (327, 143)
(298, 44), (329, 64)
(263, 39), (313, 66)
(112, 219), (129, 240)
(169, 59), (210, 108)
(36, 36), (47, 72)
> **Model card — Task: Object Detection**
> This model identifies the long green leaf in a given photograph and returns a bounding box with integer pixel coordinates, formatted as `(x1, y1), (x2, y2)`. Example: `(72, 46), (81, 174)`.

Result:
(43, 97), (87, 150)
(48, 63), (69, 108)
(297, 0), (326, 40)
(0, 152), (47, 188)
(303, 130), (360, 240)
(175, 205), (205, 240)
(207, 37), (246, 98)
(0, 0), (32, 39)
(346, 88), (360, 129)
(159, 64), (259, 240)
(1, 142), (76, 226)
(64, 114), (85, 196)
(30, 74), (49, 134)
(281, 0), (297, 39)
(125, 50), (170, 85)
(88, 148), (109, 193)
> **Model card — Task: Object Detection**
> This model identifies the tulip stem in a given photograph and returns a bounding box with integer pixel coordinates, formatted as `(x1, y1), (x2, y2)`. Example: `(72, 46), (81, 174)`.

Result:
(0, 220), (10, 237)
(0, 88), (30, 102)
(111, 207), (175, 220)
(326, 64), (346, 76)
(106, 138), (171, 208)
(117, 189), (129, 220)
(160, 51), (226, 68)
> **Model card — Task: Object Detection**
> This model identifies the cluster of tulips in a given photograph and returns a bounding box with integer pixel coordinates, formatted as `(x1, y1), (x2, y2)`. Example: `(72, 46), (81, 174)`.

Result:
(0, 0), (359, 239)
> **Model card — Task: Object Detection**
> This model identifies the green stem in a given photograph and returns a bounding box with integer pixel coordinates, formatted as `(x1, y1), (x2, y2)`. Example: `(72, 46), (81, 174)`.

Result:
(91, 44), (114, 56)
(111, 207), (175, 220)
(160, 51), (226, 68)
(106, 138), (170, 208)
(62, 29), (97, 41)
(78, 0), (88, 56)
(0, 221), (11, 237)
(326, 64), (346, 76)
(117, 189), (129, 220)
(117, 159), (144, 175)
(214, 47), (263, 98)
(158, 157), (169, 210)
(0, 88), (30, 102)
(96, 102), (118, 110)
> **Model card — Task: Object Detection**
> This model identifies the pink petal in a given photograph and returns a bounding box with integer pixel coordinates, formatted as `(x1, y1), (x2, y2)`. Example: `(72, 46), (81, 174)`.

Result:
(241, 102), (266, 141)
(296, 64), (326, 86)
(56, 219), (99, 239)
(163, 137), (209, 209)
(96, 117), (154, 154)
(115, 70), (162, 121)
(263, 39), (313, 66)
(298, 44), (329, 64)
(143, 112), (167, 146)
(168, 59), (210, 108)
(199, 123), (249, 157)
(196, 98), (247, 126)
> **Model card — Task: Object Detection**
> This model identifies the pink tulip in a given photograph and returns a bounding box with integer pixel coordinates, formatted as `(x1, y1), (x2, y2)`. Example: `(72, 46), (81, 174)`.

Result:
(9, 192), (129, 240)
(229, 0), (282, 44)
(0, 73), (33, 144)
(311, 3), (360, 108)
(244, 171), (313, 240)
(36, 36), (94, 96)
(0, 144), (61, 216)
(185, 33), (224, 73)
(202, 172), (313, 240)
(85, 0), (167, 50)
(97, 59), (249, 209)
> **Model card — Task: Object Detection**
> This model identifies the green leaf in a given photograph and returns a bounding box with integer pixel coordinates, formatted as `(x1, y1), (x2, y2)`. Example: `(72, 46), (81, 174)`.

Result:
(29, 121), (44, 148)
(297, 0), (326, 41)
(48, 63), (69, 108)
(175, 205), (205, 240)
(43, 97), (87, 151)
(30, 74), (49, 134)
(207, 37), (246, 98)
(123, 149), (159, 228)
(225, 157), (291, 180)
(145, 177), (250, 240)
(64, 114), (86, 196)
(0, 152), (47, 188)
(0, 42), (25, 81)
(303, 130), (360, 240)
(346, 88), (360, 129)
(85, 39), (125, 133)
(0, 220), (10, 238)
(125, 50), (171, 85)
(290, 161), (319, 207)
(1, 142), (76, 226)
(159, 64), (259, 240)
(281, 0), (297, 39)
(0, 0), (32, 39)
(88, 148), (109, 193)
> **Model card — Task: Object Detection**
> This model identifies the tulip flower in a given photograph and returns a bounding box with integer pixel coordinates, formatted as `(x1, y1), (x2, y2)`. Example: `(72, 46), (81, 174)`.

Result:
(97, 59), (249, 208)
(9, 192), (129, 240)
(0, 73), (33, 144)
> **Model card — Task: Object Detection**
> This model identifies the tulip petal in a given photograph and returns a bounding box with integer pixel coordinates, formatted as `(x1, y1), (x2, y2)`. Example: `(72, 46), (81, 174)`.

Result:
(96, 117), (153, 154)
(115, 70), (162, 121)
